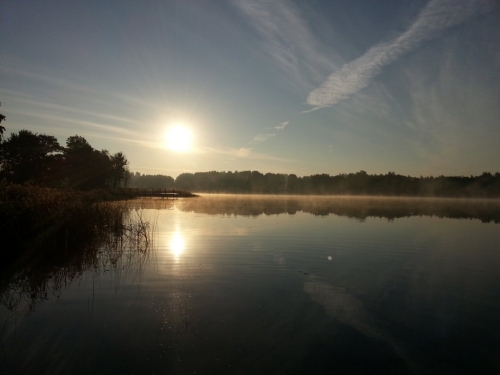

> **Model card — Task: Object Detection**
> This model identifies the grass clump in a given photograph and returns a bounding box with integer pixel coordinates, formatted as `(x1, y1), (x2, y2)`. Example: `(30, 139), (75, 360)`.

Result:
(0, 183), (156, 315)
(0, 183), (134, 265)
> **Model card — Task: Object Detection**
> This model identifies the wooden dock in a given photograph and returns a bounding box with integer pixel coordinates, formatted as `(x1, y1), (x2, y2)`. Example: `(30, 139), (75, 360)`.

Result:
(114, 188), (179, 199)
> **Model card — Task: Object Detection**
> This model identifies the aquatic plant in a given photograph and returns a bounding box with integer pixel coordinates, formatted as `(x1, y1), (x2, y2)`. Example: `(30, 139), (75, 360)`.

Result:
(0, 200), (155, 316)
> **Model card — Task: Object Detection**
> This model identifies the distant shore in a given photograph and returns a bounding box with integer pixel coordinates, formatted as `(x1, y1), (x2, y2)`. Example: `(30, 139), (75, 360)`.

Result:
(131, 171), (500, 199)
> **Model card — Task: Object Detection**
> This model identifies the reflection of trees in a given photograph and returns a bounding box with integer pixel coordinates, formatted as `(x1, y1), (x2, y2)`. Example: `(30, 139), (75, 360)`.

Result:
(176, 195), (500, 223)
(0, 208), (153, 316)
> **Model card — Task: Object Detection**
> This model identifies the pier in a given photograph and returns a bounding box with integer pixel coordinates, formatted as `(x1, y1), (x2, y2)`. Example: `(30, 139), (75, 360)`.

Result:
(114, 188), (179, 199)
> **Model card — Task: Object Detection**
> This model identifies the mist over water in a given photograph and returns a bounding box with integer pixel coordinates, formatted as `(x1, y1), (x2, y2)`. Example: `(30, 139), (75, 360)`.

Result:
(184, 194), (500, 221)
(1, 195), (499, 374)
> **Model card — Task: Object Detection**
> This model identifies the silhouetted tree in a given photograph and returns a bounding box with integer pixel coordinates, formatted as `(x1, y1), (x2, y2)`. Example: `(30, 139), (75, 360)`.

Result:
(128, 173), (174, 188)
(169, 170), (500, 198)
(0, 102), (6, 142)
(63, 135), (129, 189)
(109, 152), (129, 187)
(287, 174), (299, 192)
(64, 136), (108, 189)
(175, 173), (196, 191)
(0, 130), (63, 184)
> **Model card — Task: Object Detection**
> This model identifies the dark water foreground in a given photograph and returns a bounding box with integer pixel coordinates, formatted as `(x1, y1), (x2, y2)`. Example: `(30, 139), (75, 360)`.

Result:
(1, 195), (500, 374)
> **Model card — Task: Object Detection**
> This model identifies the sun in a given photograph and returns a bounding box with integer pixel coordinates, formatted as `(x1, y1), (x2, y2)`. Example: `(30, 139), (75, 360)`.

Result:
(165, 125), (193, 152)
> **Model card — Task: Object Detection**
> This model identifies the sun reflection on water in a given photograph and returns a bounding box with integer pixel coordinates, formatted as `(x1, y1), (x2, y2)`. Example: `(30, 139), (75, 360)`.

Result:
(169, 231), (185, 258)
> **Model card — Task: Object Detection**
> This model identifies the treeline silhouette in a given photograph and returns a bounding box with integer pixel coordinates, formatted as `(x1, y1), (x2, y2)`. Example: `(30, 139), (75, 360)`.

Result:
(128, 172), (174, 188)
(0, 129), (129, 189)
(171, 170), (500, 198)
(1, 124), (498, 197)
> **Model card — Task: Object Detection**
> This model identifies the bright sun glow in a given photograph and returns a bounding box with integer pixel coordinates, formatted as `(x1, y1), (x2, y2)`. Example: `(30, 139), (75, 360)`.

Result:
(169, 232), (185, 257)
(165, 125), (193, 152)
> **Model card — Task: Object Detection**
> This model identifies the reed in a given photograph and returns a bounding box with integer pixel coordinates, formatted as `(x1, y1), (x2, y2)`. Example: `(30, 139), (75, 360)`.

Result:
(0, 184), (155, 316)
(0, 183), (138, 265)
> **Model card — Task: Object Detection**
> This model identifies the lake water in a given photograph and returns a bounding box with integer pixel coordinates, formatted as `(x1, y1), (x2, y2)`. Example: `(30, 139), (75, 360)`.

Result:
(1, 195), (500, 374)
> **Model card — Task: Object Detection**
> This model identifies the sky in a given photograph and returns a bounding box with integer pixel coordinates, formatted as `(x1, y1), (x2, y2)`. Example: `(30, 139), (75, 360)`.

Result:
(1, 0), (499, 178)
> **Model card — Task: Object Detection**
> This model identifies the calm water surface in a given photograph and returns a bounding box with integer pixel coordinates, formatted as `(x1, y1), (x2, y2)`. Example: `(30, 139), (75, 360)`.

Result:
(1, 195), (500, 374)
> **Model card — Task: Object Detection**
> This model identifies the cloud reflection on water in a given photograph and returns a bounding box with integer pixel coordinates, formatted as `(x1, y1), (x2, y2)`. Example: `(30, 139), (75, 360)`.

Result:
(303, 275), (415, 371)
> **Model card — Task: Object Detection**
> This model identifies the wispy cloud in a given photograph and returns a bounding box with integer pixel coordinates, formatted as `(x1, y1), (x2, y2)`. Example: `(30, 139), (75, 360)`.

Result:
(130, 166), (196, 174)
(252, 133), (276, 143)
(196, 146), (293, 162)
(274, 121), (289, 130)
(6, 107), (168, 149)
(0, 65), (164, 111)
(306, 0), (493, 110)
(402, 45), (500, 173)
(0, 89), (142, 126)
(236, 148), (251, 158)
(233, 0), (338, 89)
(8, 109), (141, 137)
(85, 134), (160, 148)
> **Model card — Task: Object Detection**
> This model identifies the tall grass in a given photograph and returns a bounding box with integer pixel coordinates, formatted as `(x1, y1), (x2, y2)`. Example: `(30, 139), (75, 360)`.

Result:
(0, 184), (155, 316)
(0, 184), (133, 256)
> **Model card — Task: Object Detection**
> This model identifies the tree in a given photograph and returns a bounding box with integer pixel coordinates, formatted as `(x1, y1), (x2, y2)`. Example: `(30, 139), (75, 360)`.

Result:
(0, 102), (6, 141)
(64, 135), (111, 189)
(63, 135), (129, 189)
(0, 130), (63, 184)
(128, 173), (174, 188)
(64, 135), (96, 188)
(64, 137), (107, 189)
(175, 173), (196, 191)
(109, 152), (129, 187)
(66, 135), (93, 154)
(287, 174), (299, 192)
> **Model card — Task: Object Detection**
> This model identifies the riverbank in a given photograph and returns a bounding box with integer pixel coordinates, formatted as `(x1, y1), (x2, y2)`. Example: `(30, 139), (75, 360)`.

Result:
(0, 184), (190, 267)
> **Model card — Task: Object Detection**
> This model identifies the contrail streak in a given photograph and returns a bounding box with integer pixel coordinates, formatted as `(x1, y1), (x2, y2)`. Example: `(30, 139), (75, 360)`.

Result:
(306, 0), (493, 110)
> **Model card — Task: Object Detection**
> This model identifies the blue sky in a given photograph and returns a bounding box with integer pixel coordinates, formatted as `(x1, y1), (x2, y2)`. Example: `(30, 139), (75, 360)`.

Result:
(1, 0), (499, 177)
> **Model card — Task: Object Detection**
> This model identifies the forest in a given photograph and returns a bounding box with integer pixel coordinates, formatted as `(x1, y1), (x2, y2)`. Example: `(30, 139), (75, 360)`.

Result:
(173, 170), (500, 197)
(125, 169), (500, 198)
(0, 129), (129, 189)
(128, 172), (174, 189)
